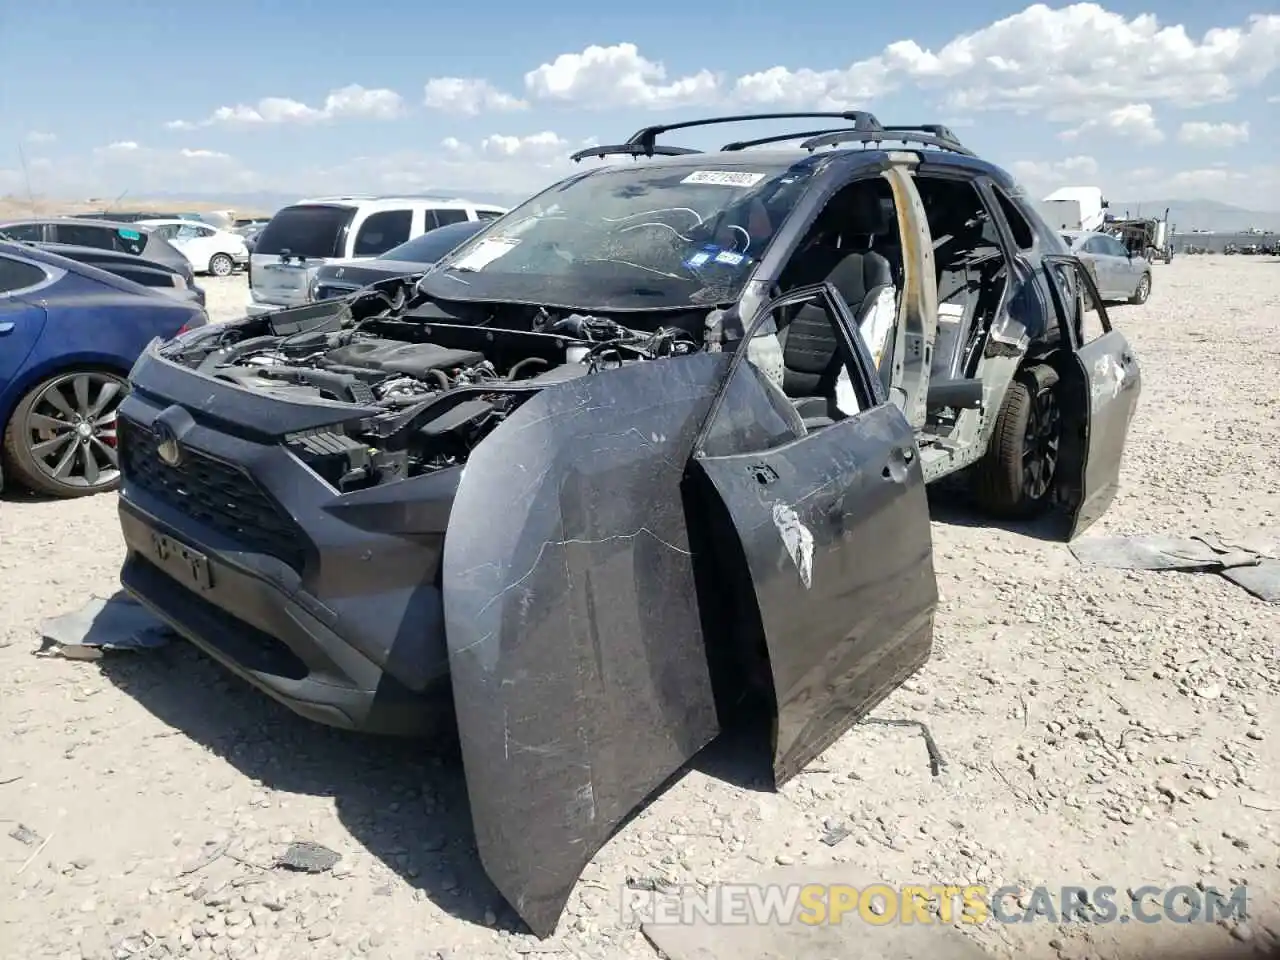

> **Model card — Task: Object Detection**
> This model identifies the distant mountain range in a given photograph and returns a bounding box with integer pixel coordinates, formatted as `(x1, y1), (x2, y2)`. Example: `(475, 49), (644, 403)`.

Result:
(1108, 199), (1280, 234)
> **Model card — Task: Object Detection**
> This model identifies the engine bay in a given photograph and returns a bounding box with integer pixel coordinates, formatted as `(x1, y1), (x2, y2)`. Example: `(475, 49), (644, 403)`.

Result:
(158, 279), (710, 490)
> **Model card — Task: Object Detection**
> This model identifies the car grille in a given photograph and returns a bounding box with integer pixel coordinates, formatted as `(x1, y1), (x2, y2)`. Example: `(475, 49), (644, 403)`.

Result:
(118, 418), (307, 570)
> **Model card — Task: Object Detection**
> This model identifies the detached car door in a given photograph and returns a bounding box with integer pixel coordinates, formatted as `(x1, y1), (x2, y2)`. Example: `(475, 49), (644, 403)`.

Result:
(1043, 255), (1141, 538)
(689, 283), (938, 785)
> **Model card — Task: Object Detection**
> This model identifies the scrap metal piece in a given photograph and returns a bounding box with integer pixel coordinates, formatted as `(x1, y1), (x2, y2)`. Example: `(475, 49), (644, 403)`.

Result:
(37, 593), (173, 658)
(864, 718), (948, 776)
(276, 841), (341, 874)
(8, 823), (41, 846)
(1071, 530), (1280, 602)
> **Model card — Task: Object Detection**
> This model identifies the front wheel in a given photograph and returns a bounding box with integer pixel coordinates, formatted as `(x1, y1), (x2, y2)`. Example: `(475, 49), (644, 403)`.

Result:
(209, 253), (235, 277)
(1, 370), (126, 497)
(973, 365), (1062, 519)
(1129, 271), (1151, 305)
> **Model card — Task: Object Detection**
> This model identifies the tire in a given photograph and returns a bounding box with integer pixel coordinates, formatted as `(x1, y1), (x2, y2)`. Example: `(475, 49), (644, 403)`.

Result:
(973, 364), (1062, 520)
(209, 253), (234, 277)
(1129, 271), (1151, 305)
(1, 370), (127, 498)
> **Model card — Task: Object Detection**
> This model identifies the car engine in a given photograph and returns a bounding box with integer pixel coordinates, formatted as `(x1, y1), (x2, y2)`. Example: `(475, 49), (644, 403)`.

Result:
(160, 284), (706, 490)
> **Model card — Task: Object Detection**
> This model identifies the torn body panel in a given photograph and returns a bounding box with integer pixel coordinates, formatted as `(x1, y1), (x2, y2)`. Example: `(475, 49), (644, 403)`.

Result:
(693, 404), (936, 784)
(442, 353), (730, 937)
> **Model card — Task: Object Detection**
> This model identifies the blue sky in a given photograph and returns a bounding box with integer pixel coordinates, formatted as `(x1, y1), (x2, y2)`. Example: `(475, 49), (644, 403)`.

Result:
(2, 0), (1277, 208)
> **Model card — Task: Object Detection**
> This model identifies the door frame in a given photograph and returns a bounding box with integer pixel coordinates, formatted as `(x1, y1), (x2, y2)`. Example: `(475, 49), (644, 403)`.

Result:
(693, 281), (884, 457)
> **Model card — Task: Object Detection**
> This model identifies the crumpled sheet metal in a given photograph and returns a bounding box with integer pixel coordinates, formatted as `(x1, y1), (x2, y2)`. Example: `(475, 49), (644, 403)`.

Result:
(1069, 530), (1280, 602)
(38, 592), (175, 659)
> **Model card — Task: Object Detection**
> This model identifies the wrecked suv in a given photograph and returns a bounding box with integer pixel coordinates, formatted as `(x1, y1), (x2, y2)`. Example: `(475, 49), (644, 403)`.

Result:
(114, 112), (1141, 937)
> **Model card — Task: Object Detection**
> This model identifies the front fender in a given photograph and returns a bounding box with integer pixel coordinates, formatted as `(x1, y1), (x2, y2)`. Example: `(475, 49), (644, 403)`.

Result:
(443, 352), (731, 936)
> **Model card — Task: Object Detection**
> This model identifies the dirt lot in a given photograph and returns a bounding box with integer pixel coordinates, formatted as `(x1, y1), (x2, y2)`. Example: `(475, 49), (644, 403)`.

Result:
(2, 259), (1278, 960)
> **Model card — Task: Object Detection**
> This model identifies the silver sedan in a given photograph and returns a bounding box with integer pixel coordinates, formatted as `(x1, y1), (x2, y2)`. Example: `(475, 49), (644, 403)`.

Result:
(1062, 230), (1152, 305)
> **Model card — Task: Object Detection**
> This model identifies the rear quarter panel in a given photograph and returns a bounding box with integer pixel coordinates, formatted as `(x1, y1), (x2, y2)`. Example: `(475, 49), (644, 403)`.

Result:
(0, 277), (198, 428)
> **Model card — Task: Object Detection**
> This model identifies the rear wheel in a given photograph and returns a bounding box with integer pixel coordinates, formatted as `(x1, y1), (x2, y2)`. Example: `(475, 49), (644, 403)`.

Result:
(973, 364), (1061, 519)
(2, 370), (126, 497)
(1129, 271), (1151, 305)
(209, 253), (234, 277)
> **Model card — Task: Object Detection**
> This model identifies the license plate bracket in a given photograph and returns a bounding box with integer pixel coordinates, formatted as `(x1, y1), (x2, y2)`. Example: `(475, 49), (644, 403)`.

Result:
(151, 532), (213, 590)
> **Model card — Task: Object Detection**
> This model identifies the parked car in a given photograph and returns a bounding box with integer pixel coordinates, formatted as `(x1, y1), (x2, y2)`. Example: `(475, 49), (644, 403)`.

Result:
(240, 222), (267, 255)
(0, 218), (197, 288)
(246, 195), (506, 315)
(75, 211), (197, 223)
(24, 242), (206, 307)
(309, 219), (487, 301)
(114, 111), (1141, 938)
(138, 218), (249, 277)
(0, 241), (206, 498)
(1061, 230), (1152, 304)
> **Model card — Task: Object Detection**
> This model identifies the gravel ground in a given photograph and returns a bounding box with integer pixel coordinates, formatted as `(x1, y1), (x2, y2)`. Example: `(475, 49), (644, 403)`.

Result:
(2, 260), (1278, 960)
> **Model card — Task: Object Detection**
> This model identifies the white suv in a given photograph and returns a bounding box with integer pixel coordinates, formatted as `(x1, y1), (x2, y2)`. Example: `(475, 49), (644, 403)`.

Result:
(246, 196), (506, 315)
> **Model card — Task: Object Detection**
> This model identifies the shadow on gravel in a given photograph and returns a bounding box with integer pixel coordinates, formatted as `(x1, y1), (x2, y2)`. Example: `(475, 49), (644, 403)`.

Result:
(98, 631), (777, 933)
(926, 486), (1069, 543)
(0, 487), (60, 504)
(97, 643), (513, 928)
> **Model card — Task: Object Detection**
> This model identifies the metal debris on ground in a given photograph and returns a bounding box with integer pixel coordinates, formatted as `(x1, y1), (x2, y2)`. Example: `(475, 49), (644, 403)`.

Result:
(1070, 530), (1280, 602)
(863, 718), (948, 776)
(820, 823), (854, 847)
(36, 593), (175, 660)
(8, 823), (41, 846)
(276, 841), (342, 874)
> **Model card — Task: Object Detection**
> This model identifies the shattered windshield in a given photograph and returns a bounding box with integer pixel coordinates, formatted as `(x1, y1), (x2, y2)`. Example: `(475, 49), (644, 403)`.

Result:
(420, 160), (819, 311)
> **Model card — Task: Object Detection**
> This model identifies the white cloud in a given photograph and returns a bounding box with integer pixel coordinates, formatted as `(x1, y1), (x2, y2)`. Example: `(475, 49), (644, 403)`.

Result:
(68, 143), (261, 194)
(479, 131), (570, 162)
(166, 84), (405, 129)
(734, 5), (1280, 116)
(1058, 103), (1164, 144)
(1269, 94), (1280, 103)
(524, 43), (719, 109)
(732, 62), (892, 109)
(1177, 120), (1250, 147)
(1009, 155), (1100, 188)
(25, 131), (56, 144)
(294, 132), (618, 198)
(423, 78), (527, 115)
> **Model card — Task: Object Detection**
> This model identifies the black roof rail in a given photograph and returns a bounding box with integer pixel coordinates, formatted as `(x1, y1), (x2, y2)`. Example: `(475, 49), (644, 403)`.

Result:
(800, 124), (974, 156)
(606, 111), (883, 159)
(570, 143), (702, 163)
(720, 127), (868, 151)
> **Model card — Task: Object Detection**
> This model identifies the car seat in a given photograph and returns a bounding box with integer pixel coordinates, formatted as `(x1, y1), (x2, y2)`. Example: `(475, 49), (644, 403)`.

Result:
(776, 189), (896, 429)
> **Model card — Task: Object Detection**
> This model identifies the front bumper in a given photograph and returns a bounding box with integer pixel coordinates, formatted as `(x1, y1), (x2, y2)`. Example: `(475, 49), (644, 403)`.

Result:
(115, 357), (460, 735)
(119, 502), (450, 734)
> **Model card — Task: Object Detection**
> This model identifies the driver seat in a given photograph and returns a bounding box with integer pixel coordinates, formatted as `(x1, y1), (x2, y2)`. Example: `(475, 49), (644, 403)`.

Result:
(777, 189), (896, 428)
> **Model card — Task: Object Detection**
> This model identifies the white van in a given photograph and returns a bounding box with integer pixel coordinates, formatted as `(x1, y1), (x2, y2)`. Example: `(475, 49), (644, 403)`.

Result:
(247, 195), (507, 315)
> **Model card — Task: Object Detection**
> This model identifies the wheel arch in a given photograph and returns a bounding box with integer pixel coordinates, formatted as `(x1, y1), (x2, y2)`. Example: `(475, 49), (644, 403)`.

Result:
(0, 353), (132, 436)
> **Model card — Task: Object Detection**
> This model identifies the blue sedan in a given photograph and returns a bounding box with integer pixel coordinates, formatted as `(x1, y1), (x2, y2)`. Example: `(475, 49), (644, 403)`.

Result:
(0, 241), (207, 498)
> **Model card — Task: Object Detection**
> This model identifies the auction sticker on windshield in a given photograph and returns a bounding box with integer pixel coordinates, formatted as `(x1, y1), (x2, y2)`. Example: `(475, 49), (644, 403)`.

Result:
(452, 237), (520, 272)
(681, 170), (767, 187)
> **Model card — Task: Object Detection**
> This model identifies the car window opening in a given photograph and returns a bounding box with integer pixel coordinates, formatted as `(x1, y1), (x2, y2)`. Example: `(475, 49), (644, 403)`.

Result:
(744, 176), (901, 432)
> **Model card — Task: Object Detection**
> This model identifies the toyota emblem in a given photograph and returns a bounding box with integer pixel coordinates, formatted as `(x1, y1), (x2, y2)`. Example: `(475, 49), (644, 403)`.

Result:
(153, 420), (182, 467)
